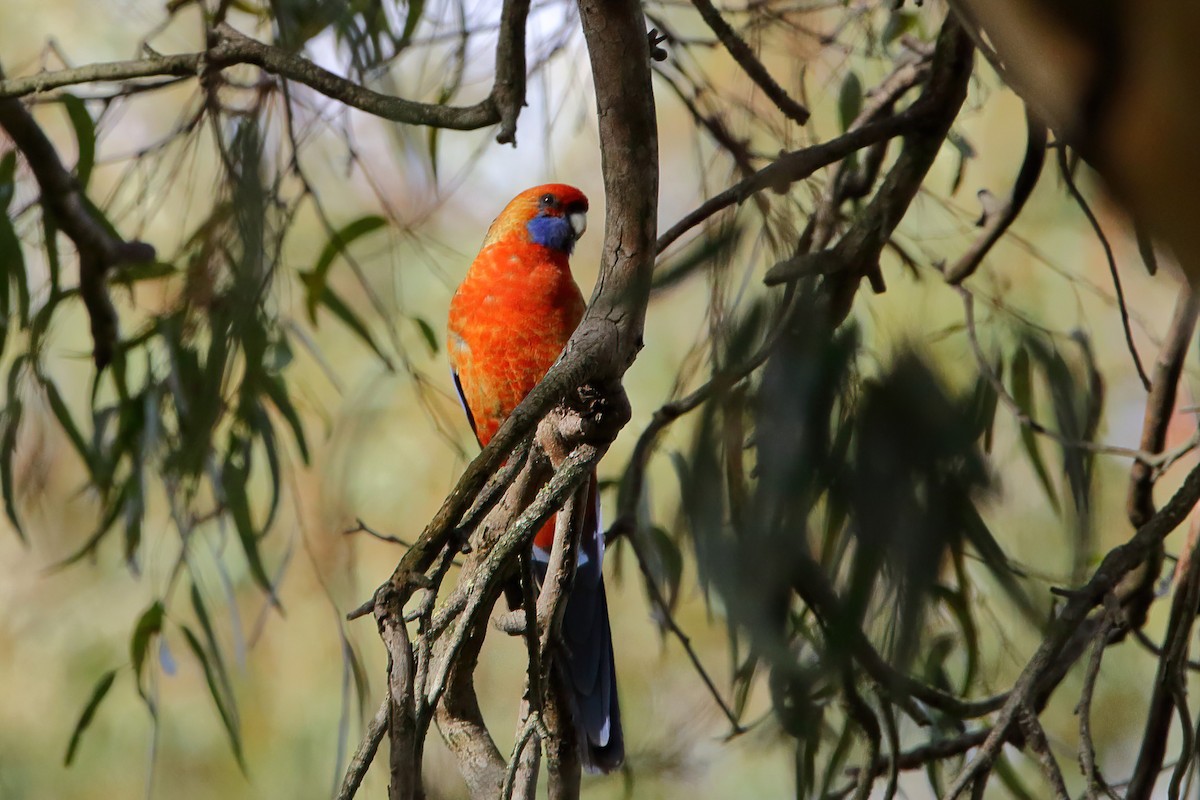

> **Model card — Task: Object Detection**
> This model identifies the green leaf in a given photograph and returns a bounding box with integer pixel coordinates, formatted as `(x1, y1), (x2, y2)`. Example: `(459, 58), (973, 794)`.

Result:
(64, 668), (117, 766)
(262, 374), (309, 463)
(931, 584), (978, 693)
(60, 95), (96, 191)
(52, 478), (131, 567)
(2, 357), (27, 541)
(181, 624), (246, 771)
(1009, 347), (1059, 512)
(130, 601), (164, 712)
(43, 211), (61, 294)
(946, 129), (976, 194)
(994, 752), (1039, 800)
(187, 582), (236, 734)
(399, 0), (424, 46)
(0, 151), (16, 212)
(882, 10), (918, 47)
(426, 126), (440, 182)
(190, 584), (236, 712)
(250, 404), (283, 534)
(1, 406), (24, 542)
(222, 438), (278, 602)
(837, 71), (863, 132)
(1134, 218), (1158, 276)
(40, 375), (95, 482)
(301, 215), (387, 325)
(412, 316), (438, 355)
(642, 525), (683, 614)
(299, 275), (392, 367)
(0, 206), (27, 330)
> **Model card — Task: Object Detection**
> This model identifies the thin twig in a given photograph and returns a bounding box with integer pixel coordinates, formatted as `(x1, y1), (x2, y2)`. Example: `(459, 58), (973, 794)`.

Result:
(627, 520), (745, 734)
(346, 519), (410, 547)
(689, 0), (810, 124)
(1075, 595), (1121, 800)
(337, 698), (388, 800)
(1016, 704), (1070, 799)
(1057, 147), (1151, 389)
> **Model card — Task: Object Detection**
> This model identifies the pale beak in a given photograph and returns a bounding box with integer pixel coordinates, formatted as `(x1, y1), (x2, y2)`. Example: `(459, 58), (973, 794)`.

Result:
(568, 210), (587, 239)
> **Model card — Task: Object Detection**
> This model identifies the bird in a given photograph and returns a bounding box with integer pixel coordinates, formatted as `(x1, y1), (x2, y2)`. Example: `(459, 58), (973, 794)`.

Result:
(447, 183), (624, 773)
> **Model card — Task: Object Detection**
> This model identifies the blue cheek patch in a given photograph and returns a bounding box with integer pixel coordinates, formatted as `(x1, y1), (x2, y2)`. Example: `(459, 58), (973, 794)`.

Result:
(526, 214), (575, 254)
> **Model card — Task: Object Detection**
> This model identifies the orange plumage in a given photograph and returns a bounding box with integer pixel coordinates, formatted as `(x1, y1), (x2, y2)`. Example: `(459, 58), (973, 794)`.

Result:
(447, 184), (623, 772)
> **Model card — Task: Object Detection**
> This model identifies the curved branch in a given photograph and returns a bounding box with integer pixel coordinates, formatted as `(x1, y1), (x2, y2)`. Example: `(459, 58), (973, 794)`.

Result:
(0, 74), (155, 368)
(0, 4), (531, 140)
(944, 106), (1047, 284)
(656, 110), (929, 256)
(689, 0), (810, 125)
(1128, 286), (1199, 526)
(1057, 147), (1151, 389)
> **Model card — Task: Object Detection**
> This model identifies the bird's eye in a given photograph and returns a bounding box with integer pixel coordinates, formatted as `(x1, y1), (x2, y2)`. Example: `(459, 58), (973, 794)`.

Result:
(540, 193), (556, 207)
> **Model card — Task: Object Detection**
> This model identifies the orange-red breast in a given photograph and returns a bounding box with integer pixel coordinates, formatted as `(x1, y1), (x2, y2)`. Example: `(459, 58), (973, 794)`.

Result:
(447, 184), (623, 772)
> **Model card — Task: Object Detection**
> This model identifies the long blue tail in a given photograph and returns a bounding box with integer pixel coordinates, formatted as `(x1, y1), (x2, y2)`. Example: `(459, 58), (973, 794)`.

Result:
(533, 473), (624, 773)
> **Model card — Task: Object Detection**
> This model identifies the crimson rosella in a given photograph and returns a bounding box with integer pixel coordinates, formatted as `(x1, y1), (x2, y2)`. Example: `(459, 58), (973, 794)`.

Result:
(447, 184), (624, 772)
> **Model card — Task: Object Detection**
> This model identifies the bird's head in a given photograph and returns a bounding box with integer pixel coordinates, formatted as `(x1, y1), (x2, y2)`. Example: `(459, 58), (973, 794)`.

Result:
(483, 184), (589, 255)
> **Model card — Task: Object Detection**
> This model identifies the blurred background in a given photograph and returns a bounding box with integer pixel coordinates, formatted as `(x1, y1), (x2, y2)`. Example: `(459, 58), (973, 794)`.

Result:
(0, 1), (1193, 798)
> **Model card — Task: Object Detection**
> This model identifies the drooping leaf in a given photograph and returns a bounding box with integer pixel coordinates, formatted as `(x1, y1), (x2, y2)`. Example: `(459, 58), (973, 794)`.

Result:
(52, 478), (133, 567)
(399, 0), (424, 46)
(43, 212), (61, 294)
(931, 584), (978, 694)
(301, 215), (387, 324)
(1009, 347), (1059, 512)
(837, 71), (863, 132)
(180, 625), (245, 771)
(640, 525), (683, 619)
(40, 375), (95, 482)
(262, 374), (310, 463)
(1, 357), (27, 541)
(250, 404), (283, 535)
(882, 10), (918, 47)
(222, 437), (278, 602)
(0, 207), (27, 330)
(189, 584), (237, 736)
(412, 316), (439, 355)
(946, 129), (976, 194)
(994, 752), (1039, 800)
(130, 601), (164, 712)
(0, 151), (16, 212)
(60, 95), (96, 191)
(1134, 217), (1158, 276)
(64, 668), (117, 766)
(300, 276), (392, 367)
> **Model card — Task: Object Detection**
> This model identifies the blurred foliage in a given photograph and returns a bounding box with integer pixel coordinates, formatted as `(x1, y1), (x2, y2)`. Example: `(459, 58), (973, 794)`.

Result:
(0, 1), (1195, 799)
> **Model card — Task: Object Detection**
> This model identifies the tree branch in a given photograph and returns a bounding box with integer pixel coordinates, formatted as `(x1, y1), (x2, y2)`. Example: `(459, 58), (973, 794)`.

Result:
(0, 71), (155, 368)
(943, 106), (1047, 284)
(337, 698), (388, 800)
(689, 0), (810, 125)
(944, 458), (1200, 799)
(0, 4), (531, 140)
